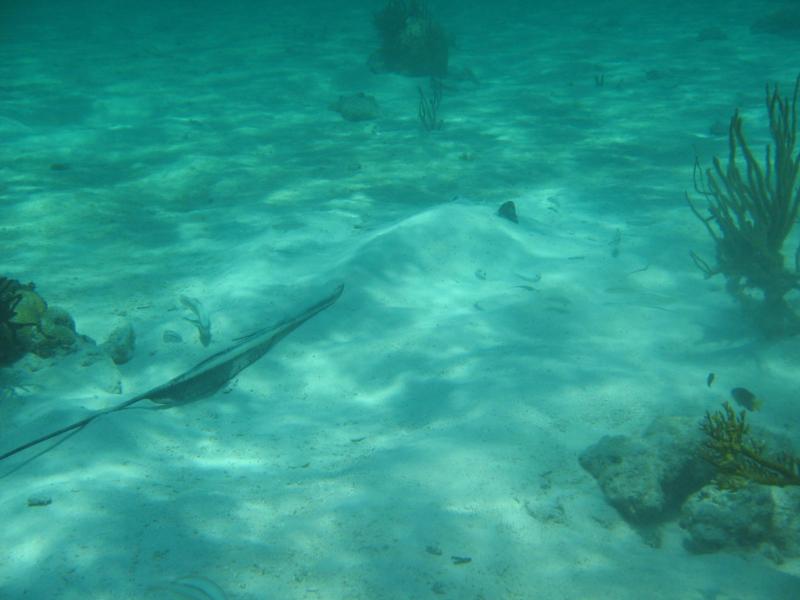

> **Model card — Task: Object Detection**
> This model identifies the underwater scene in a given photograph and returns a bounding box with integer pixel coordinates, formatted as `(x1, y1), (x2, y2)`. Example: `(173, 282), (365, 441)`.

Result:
(2, 0), (800, 598)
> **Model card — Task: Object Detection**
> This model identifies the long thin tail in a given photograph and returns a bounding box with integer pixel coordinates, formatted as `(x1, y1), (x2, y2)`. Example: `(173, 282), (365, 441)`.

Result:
(0, 393), (147, 461)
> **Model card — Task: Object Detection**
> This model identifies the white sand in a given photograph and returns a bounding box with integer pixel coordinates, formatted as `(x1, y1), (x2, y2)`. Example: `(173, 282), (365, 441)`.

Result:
(1, 1), (799, 598)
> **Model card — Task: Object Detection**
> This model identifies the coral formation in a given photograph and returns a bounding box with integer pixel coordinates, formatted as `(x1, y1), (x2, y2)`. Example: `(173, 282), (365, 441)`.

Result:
(700, 402), (800, 487)
(101, 322), (136, 365)
(579, 416), (713, 525)
(680, 482), (786, 554)
(371, 0), (449, 77)
(0, 276), (78, 363)
(687, 75), (800, 335)
(582, 413), (800, 560)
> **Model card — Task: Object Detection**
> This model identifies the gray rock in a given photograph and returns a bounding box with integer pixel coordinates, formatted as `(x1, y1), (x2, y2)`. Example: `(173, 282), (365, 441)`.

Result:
(101, 322), (135, 365)
(680, 483), (775, 553)
(579, 434), (665, 522)
(579, 416), (713, 525)
(329, 92), (380, 122)
(680, 483), (800, 559)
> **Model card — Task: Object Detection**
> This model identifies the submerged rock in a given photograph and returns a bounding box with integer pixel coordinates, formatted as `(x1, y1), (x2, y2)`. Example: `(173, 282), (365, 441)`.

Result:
(582, 413), (800, 561)
(679, 483), (775, 554)
(11, 290), (79, 358)
(101, 322), (136, 365)
(330, 92), (380, 122)
(579, 416), (713, 525)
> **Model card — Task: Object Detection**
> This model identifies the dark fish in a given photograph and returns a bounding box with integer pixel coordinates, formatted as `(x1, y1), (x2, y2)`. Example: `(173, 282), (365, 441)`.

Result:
(706, 372), (715, 387)
(0, 284), (344, 462)
(730, 387), (762, 411)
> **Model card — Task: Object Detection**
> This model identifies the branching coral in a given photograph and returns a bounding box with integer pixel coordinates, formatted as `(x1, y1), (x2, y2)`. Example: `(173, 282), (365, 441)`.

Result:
(700, 402), (800, 487)
(687, 75), (800, 335)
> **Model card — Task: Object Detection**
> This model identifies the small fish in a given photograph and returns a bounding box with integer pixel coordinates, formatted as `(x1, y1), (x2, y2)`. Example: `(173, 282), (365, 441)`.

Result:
(731, 387), (762, 411)
(706, 372), (715, 387)
(180, 295), (212, 347)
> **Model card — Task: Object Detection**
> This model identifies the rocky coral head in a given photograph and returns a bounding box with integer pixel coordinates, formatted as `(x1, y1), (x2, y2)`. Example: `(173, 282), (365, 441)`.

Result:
(0, 277), (80, 364)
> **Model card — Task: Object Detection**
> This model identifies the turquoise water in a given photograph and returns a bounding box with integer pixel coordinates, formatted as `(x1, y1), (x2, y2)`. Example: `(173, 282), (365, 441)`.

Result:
(1, 1), (799, 598)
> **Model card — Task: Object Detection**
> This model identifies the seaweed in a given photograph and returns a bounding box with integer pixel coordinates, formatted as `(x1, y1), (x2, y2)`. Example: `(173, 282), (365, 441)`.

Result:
(687, 75), (800, 336)
(700, 402), (800, 488)
(418, 78), (443, 131)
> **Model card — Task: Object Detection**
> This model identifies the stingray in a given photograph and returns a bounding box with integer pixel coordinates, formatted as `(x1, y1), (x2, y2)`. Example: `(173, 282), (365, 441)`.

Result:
(0, 283), (343, 462)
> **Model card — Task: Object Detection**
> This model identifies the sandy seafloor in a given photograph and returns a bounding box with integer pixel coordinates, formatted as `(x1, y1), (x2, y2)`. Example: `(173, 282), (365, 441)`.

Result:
(2, 0), (800, 598)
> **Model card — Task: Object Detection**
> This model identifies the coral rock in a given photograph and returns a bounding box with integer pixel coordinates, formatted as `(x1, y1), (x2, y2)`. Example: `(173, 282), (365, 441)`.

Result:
(330, 93), (380, 122)
(579, 416), (713, 525)
(101, 322), (136, 365)
(680, 478), (800, 560)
